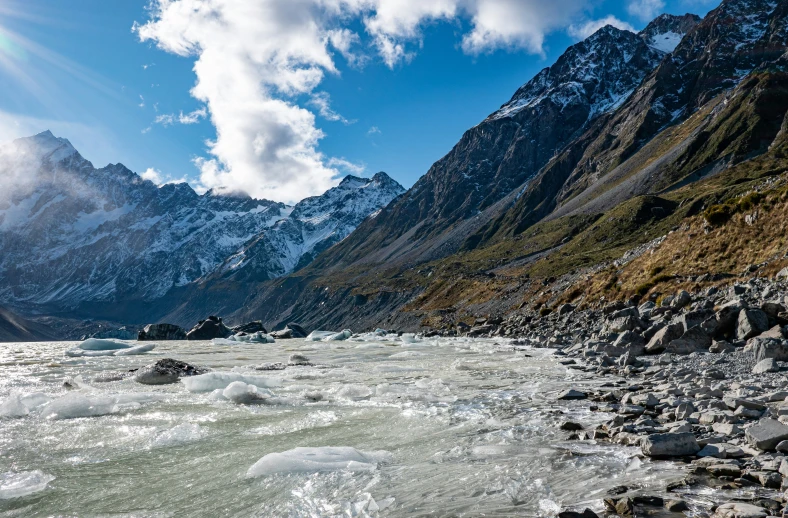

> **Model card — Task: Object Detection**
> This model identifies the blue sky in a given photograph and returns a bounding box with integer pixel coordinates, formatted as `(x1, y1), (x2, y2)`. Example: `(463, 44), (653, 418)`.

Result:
(0, 0), (716, 203)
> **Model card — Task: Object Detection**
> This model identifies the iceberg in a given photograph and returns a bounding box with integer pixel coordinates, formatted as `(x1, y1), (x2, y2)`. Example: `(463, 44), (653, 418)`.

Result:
(326, 330), (352, 341)
(181, 372), (282, 393)
(0, 471), (55, 499)
(114, 343), (156, 356)
(246, 447), (392, 478)
(78, 338), (131, 351)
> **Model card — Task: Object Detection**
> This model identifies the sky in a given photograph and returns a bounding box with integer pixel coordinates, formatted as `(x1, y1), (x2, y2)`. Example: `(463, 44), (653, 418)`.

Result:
(0, 0), (717, 203)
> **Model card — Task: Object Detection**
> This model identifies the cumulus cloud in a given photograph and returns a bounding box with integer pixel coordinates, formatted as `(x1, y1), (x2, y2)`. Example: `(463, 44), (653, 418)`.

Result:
(627, 0), (666, 22)
(141, 167), (188, 186)
(567, 15), (635, 40)
(135, 0), (592, 202)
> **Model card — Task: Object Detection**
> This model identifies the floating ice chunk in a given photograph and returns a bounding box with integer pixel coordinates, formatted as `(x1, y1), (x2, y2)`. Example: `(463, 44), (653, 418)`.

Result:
(246, 447), (392, 478)
(78, 338), (131, 351)
(114, 343), (156, 356)
(215, 332), (275, 345)
(222, 381), (271, 404)
(208, 388), (228, 401)
(326, 330), (352, 341)
(305, 331), (335, 341)
(337, 384), (373, 400)
(0, 471), (55, 499)
(0, 394), (30, 418)
(41, 392), (165, 420)
(181, 372), (282, 393)
(389, 351), (426, 359)
(151, 423), (204, 448)
(400, 334), (419, 344)
(66, 343), (155, 357)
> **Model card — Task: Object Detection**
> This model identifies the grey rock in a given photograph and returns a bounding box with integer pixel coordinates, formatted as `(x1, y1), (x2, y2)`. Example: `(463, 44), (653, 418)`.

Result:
(710, 340), (735, 353)
(671, 290), (691, 309)
(749, 338), (788, 362)
(138, 323), (186, 341)
(134, 359), (208, 385)
(665, 500), (689, 512)
(232, 321), (267, 335)
(737, 309), (770, 341)
(641, 432), (700, 457)
(712, 502), (766, 518)
(645, 323), (684, 354)
(745, 419), (788, 451)
(558, 389), (587, 400)
(666, 326), (712, 354)
(186, 316), (233, 340)
(752, 358), (779, 374)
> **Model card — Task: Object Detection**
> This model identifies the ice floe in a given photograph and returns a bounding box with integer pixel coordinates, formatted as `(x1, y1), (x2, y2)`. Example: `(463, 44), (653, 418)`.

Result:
(213, 332), (276, 345)
(181, 372), (282, 393)
(0, 391), (52, 418)
(0, 470), (55, 499)
(222, 381), (272, 404)
(246, 447), (392, 478)
(305, 330), (352, 342)
(65, 340), (155, 357)
(40, 392), (166, 420)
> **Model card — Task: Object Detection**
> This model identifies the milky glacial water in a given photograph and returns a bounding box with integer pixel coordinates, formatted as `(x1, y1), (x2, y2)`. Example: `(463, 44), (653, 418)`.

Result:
(0, 336), (689, 517)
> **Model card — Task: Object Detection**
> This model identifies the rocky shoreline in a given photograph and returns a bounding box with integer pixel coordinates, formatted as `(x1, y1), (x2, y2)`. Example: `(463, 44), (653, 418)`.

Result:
(490, 275), (788, 517)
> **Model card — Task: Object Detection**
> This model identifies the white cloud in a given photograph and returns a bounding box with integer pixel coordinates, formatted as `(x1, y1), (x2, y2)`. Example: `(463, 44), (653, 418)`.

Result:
(567, 15), (635, 40)
(135, 0), (594, 202)
(154, 107), (207, 127)
(367, 126), (381, 135)
(140, 166), (188, 186)
(327, 156), (365, 174)
(626, 0), (665, 22)
(138, 94), (146, 108)
(308, 92), (355, 124)
(141, 167), (163, 183)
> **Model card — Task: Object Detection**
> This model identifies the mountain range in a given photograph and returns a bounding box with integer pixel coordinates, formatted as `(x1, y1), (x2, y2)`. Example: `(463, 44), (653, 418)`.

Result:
(1, 0), (787, 339)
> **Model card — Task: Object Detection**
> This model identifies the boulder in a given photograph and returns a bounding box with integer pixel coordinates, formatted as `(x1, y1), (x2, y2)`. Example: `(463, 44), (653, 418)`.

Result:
(749, 338), (788, 362)
(645, 323), (684, 354)
(714, 299), (745, 337)
(232, 321), (267, 335)
(759, 325), (786, 339)
(138, 323), (186, 341)
(613, 330), (645, 349)
(603, 497), (634, 518)
(712, 502), (767, 518)
(665, 326), (711, 354)
(641, 432), (700, 457)
(671, 290), (691, 309)
(674, 309), (713, 333)
(737, 309), (770, 341)
(284, 323), (308, 338)
(709, 340), (735, 353)
(133, 359), (209, 385)
(187, 316), (233, 340)
(761, 302), (786, 319)
(752, 358), (779, 374)
(745, 419), (788, 451)
(557, 303), (574, 315)
(270, 328), (293, 339)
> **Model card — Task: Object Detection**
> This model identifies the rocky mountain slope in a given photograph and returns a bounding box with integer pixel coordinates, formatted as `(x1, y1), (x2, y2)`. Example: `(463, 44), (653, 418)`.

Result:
(0, 132), (403, 322)
(230, 0), (788, 333)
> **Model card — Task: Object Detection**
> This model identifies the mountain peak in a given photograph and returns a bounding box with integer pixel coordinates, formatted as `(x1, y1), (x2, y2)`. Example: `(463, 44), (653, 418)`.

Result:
(639, 13), (701, 53)
(10, 130), (78, 165)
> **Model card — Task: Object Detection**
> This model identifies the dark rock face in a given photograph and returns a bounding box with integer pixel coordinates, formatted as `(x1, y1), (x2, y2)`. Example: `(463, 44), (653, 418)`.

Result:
(186, 316), (232, 340)
(138, 323), (186, 341)
(133, 359), (208, 385)
(285, 323), (308, 338)
(233, 321), (267, 335)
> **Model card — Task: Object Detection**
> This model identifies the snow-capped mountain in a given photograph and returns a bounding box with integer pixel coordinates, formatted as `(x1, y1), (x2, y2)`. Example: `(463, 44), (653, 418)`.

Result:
(0, 131), (403, 311)
(639, 13), (701, 53)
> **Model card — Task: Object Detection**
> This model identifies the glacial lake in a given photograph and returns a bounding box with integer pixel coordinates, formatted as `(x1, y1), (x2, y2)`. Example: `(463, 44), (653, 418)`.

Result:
(0, 336), (690, 516)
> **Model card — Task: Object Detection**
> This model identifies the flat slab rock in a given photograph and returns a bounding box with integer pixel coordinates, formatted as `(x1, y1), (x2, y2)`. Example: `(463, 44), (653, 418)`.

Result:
(558, 389), (587, 400)
(745, 419), (788, 451)
(713, 502), (767, 518)
(641, 432), (700, 457)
